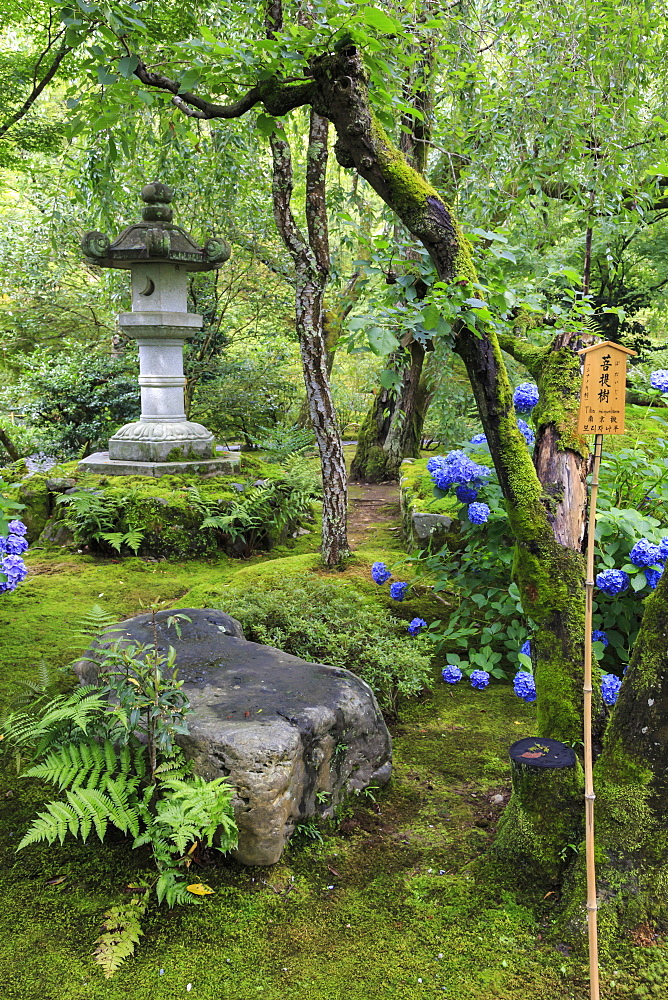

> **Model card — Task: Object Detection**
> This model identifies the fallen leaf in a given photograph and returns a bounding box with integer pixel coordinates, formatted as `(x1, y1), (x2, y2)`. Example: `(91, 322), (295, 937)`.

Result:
(45, 875), (68, 886)
(543, 891), (556, 899)
(327, 866), (340, 877)
(186, 883), (215, 896)
(187, 841), (199, 855)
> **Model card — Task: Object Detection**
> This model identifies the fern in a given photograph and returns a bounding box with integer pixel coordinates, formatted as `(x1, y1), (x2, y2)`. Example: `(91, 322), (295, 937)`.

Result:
(74, 604), (120, 639)
(152, 775), (237, 857)
(13, 660), (239, 975)
(93, 895), (148, 978)
(98, 529), (144, 554)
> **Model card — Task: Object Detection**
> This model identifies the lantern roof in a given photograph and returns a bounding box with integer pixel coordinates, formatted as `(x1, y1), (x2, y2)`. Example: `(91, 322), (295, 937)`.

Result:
(81, 182), (230, 272)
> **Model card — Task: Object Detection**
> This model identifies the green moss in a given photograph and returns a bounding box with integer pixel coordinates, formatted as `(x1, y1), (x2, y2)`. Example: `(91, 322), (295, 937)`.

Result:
(369, 116), (476, 283)
(15, 475), (52, 541)
(534, 347), (589, 455)
(493, 758), (583, 884)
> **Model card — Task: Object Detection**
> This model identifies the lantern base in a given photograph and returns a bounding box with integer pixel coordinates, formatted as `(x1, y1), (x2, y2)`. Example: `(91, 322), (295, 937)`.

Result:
(108, 419), (216, 463)
(77, 451), (240, 479)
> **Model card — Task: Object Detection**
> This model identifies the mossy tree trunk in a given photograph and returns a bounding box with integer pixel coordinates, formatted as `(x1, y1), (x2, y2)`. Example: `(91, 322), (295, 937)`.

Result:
(350, 340), (430, 482)
(349, 47), (434, 483)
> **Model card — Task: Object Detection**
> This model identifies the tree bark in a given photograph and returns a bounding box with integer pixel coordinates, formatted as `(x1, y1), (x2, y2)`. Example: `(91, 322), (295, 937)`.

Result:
(350, 45), (435, 482)
(270, 115), (349, 567)
(350, 341), (430, 482)
(0, 427), (19, 463)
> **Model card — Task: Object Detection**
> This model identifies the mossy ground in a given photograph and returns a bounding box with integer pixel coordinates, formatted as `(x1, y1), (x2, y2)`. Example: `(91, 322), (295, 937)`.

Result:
(0, 474), (662, 998)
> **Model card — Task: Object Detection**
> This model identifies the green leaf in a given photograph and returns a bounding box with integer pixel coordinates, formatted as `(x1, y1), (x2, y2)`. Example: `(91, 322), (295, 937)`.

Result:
(644, 161), (668, 177)
(117, 55), (139, 79)
(367, 327), (400, 356)
(359, 9), (399, 33)
(379, 370), (401, 390)
(97, 66), (118, 86)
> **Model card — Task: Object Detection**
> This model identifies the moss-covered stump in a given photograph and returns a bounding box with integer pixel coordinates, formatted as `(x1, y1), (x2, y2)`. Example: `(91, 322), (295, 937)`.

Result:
(492, 737), (583, 885)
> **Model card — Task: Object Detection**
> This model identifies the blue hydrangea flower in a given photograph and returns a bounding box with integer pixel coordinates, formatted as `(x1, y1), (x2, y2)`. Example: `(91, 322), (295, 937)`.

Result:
(659, 537), (668, 562)
(441, 664), (463, 684)
(596, 568), (630, 596)
(470, 669), (490, 690)
(629, 539), (662, 568)
(650, 370), (668, 393)
(4, 534), (28, 555)
(0, 554), (27, 592)
(601, 673), (622, 706)
(407, 617), (427, 636)
(519, 639), (532, 657)
(468, 502), (490, 524)
(645, 567), (664, 590)
(516, 419), (535, 447)
(455, 484), (479, 503)
(427, 451), (491, 491)
(7, 520), (27, 537)
(371, 561), (392, 585)
(470, 433), (487, 445)
(513, 383), (540, 413)
(513, 671), (536, 703)
(390, 581), (408, 601)
(592, 630), (609, 647)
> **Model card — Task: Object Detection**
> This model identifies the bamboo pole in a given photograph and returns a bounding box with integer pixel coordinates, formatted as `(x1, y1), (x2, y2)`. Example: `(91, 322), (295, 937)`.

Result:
(584, 432), (603, 1000)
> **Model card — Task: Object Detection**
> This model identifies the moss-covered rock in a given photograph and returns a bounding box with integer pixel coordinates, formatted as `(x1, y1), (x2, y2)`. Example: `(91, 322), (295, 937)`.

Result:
(16, 475), (53, 542)
(3, 457), (315, 559)
(399, 457), (460, 551)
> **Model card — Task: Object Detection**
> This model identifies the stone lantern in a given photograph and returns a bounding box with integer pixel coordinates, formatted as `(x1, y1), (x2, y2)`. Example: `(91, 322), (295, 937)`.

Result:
(78, 182), (239, 477)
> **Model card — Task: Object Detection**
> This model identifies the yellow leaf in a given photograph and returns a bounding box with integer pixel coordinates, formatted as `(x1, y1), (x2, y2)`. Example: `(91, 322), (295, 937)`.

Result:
(187, 841), (199, 855)
(186, 883), (215, 896)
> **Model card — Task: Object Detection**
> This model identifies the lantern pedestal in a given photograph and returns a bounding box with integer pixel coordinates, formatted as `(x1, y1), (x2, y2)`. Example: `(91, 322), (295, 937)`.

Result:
(77, 450), (238, 478)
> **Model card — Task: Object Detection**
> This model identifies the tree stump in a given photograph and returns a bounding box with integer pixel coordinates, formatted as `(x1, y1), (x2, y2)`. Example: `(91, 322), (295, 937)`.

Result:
(493, 737), (583, 884)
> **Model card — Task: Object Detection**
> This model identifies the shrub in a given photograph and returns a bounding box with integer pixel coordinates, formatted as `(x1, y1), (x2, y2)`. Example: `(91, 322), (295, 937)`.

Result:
(220, 574), (433, 714)
(3, 349), (139, 458)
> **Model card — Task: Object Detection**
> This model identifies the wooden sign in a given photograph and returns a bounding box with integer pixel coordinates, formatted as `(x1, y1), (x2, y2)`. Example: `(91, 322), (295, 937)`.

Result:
(577, 341), (636, 436)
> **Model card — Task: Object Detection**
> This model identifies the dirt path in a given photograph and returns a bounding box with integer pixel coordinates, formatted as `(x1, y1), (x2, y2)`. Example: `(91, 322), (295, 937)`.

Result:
(347, 481), (401, 548)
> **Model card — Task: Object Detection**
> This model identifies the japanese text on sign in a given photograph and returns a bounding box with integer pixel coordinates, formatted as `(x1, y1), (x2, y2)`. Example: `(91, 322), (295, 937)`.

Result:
(577, 342), (635, 436)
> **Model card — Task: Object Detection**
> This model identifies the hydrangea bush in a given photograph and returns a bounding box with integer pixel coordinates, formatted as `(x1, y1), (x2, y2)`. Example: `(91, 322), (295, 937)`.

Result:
(413, 426), (668, 705)
(0, 483), (28, 594)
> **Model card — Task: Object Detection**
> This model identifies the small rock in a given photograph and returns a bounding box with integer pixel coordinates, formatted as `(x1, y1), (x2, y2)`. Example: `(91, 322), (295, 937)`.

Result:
(45, 477), (76, 493)
(491, 793), (504, 804)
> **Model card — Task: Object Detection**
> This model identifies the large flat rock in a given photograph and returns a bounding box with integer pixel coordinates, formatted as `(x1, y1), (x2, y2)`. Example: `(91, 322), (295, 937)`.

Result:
(74, 608), (392, 865)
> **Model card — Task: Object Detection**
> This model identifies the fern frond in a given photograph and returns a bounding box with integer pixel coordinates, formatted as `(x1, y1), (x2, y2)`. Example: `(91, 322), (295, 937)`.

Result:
(73, 604), (120, 639)
(17, 799), (82, 849)
(93, 895), (148, 978)
(153, 775), (237, 855)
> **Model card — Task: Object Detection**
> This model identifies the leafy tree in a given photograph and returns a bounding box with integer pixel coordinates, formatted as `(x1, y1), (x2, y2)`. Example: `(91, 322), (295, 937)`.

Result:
(57, 0), (667, 933)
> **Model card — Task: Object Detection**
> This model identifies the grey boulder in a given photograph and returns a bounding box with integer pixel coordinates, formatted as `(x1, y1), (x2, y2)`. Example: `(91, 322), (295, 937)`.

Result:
(73, 608), (392, 866)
